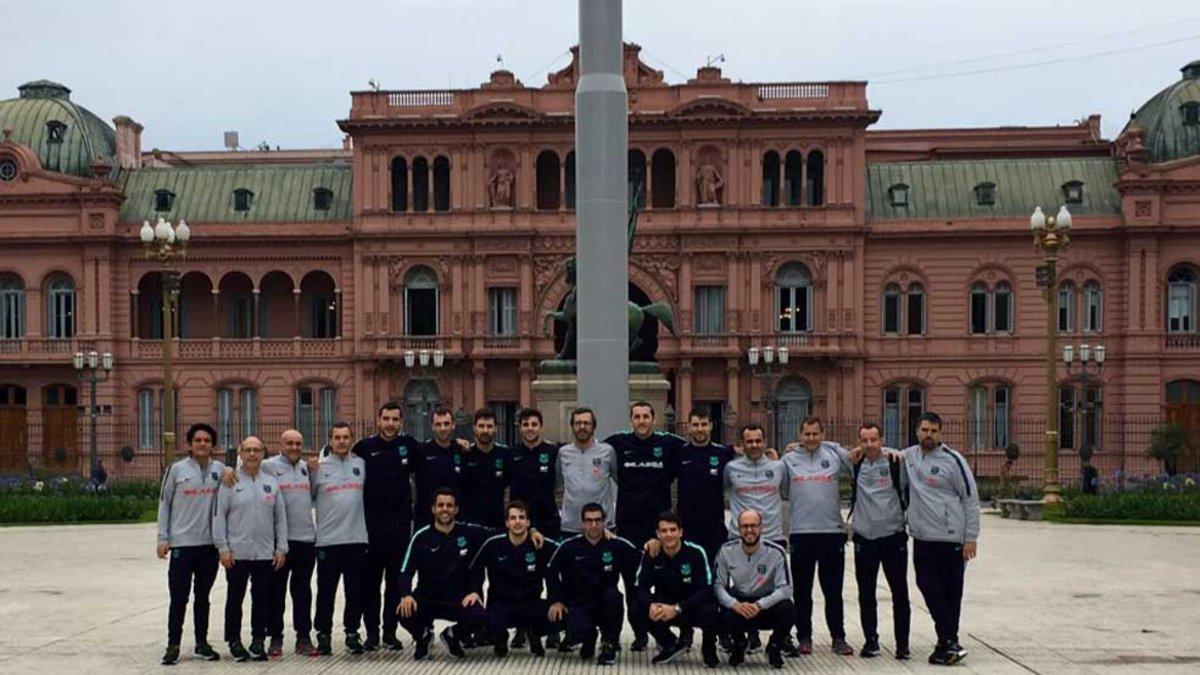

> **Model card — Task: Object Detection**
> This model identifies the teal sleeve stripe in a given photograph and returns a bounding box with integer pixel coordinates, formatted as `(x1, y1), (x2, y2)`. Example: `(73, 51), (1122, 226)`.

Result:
(401, 525), (430, 572)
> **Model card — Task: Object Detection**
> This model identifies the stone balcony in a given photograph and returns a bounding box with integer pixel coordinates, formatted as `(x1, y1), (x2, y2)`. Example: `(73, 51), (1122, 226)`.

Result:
(1165, 333), (1200, 350)
(0, 337), (96, 364)
(129, 337), (345, 360)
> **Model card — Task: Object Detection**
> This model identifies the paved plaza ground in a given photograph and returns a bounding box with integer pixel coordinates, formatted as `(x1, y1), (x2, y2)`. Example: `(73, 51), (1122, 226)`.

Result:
(0, 512), (1198, 674)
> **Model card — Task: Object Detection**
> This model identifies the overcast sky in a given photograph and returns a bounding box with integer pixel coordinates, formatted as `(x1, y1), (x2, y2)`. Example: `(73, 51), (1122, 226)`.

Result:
(2, 0), (1197, 151)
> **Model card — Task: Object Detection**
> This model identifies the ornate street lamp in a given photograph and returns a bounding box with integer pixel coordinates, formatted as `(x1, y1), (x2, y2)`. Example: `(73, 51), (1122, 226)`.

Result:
(141, 217), (190, 465)
(73, 349), (114, 477)
(747, 344), (789, 448)
(1031, 205), (1072, 503)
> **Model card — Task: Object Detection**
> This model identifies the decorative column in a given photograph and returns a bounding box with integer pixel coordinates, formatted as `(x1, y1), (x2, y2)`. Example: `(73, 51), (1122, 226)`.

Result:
(252, 289), (261, 338)
(677, 360), (693, 415)
(130, 290), (140, 339)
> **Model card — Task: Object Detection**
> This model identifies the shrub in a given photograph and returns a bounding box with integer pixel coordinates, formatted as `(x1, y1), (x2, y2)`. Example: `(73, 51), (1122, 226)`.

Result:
(0, 493), (155, 524)
(1062, 476), (1200, 522)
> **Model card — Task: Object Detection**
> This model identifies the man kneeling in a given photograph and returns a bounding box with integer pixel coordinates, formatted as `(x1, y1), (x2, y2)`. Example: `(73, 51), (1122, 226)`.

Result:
(635, 512), (720, 666)
(715, 510), (794, 668)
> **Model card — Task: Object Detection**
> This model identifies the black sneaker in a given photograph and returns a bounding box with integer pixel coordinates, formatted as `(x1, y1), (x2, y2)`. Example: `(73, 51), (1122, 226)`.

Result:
(296, 636), (318, 656)
(860, 640), (880, 658)
(747, 631), (762, 654)
(895, 644), (911, 660)
(440, 627), (465, 658)
(316, 633), (332, 656)
(652, 640), (688, 665)
(161, 645), (180, 666)
(728, 639), (746, 667)
(194, 643), (220, 661)
(363, 634), (379, 652)
(832, 637), (855, 656)
(382, 634), (404, 651)
(267, 636), (283, 658)
(510, 629), (527, 650)
(796, 637), (812, 655)
(413, 629), (433, 660)
(702, 634), (719, 668)
(679, 626), (695, 650)
(780, 635), (800, 658)
(630, 634), (649, 652)
(247, 640), (268, 661)
(530, 635), (545, 657)
(597, 642), (618, 666)
(494, 637), (509, 658)
(928, 646), (951, 665)
(766, 642), (784, 670)
(545, 631), (561, 650)
(945, 642), (967, 664)
(228, 641), (250, 663)
(345, 633), (364, 655)
(580, 629), (598, 660)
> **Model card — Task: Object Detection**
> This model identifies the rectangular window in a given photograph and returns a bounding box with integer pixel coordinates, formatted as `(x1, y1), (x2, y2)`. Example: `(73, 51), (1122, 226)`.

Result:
(138, 390), (156, 450)
(969, 386), (987, 451)
(0, 288), (25, 338)
(217, 388), (235, 450)
(319, 387), (337, 449)
(906, 291), (924, 335)
(310, 295), (336, 338)
(487, 287), (517, 336)
(490, 401), (519, 447)
(694, 286), (726, 334)
(406, 288), (438, 336)
(883, 387), (901, 449)
(1081, 387), (1102, 452)
(882, 291), (900, 334)
(994, 288), (1013, 333)
(240, 388), (258, 439)
(905, 388), (924, 448)
(1084, 285), (1102, 333)
(970, 290), (988, 334)
(1059, 386), (1076, 450)
(295, 388), (315, 450)
(1057, 287), (1074, 333)
(229, 295), (252, 338)
(1168, 283), (1192, 332)
(993, 386), (1010, 449)
(48, 288), (75, 338)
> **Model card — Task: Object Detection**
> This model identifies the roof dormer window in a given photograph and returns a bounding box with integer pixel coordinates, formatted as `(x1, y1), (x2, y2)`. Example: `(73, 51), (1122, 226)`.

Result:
(888, 183), (909, 207)
(1182, 102), (1200, 126)
(233, 188), (254, 212)
(46, 120), (66, 144)
(313, 187), (333, 211)
(154, 189), (175, 212)
(1062, 180), (1084, 205)
(974, 182), (997, 206)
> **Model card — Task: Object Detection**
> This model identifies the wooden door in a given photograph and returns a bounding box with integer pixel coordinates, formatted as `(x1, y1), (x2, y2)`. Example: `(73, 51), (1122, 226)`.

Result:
(41, 384), (79, 471)
(0, 384), (27, 470)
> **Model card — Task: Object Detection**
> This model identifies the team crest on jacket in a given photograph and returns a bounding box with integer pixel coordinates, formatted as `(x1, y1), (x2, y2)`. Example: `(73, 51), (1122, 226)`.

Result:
(592, 458), (602, 466)
(263, 484), (272, 493)
(680, 563), (692, 575)
(456, 536), (468, 547)
(709, 455), (720, 466)
(601, 550), (614, 563)
(525, 551), (536, 563)
(300, 467), (307, 476)
(539, 453), (550, 464)
(757, 563), (767, 574)
(211, 471), (219, 481)
(352, 467), (361, 476)
(821, 459), (830, 469)
(765, 470), (774, 478)
(930, 466), (940, 475)
(398, 446), (408, 457)
(653, 447), (663, 458)
(494, 458), (504, 469)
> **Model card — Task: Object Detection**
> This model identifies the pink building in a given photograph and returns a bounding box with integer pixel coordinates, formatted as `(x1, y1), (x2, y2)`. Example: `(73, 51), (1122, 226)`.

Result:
(2, 47), (1199, 480)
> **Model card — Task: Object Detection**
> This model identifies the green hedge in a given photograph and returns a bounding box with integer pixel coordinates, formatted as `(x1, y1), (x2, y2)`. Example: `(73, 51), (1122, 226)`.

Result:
(0, 494), (156, 524)
(1062, 491), (1200, 522)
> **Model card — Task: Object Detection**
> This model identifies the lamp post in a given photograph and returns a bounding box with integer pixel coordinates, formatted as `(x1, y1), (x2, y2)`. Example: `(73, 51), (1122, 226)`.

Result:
(1030, 205), (1072, 504)
(72, 350), (113, 477)
(141, 217), (190, 466)
(747, 344), (789, 448)
(403, 348), (444, 439)
(1062, 342), (1106, 490)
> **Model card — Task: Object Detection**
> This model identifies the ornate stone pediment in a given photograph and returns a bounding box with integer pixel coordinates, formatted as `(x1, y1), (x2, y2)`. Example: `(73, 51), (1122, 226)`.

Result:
(668, 97), (752, 119)
(463, 101), (544, 122)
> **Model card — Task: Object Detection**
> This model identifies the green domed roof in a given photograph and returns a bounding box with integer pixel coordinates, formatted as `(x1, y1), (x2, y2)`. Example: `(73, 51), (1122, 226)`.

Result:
(0, 80), (117, 179)
(1123, 60), (1200, 163)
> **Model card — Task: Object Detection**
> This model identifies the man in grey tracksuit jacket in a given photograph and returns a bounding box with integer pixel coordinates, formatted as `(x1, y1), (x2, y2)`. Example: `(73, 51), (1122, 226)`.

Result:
(723, 428), (787, 545)
(262, 430), (317, 652)
(213, 437), (288, 658)
(714, 510), (795, 666)
(902, 412), (980, 665)
(557, 408), (617, 535)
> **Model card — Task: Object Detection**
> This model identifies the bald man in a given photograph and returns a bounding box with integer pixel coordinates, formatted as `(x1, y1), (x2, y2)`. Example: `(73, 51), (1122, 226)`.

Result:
(262, 429), (318, 656)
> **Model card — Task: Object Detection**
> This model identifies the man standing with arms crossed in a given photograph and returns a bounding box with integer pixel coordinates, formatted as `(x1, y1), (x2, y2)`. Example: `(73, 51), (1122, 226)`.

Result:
(353, 401), (419, 652)
(781, 416), (855, 657)
(262, 429), (317, 657)
(213, 436), (288, 662)
(903, 412), (979, 666)
(157, 423), (226, 666)
(714, 510), (794, 669)
(849, 421), (911, 660)
(310, 422), (369, 656)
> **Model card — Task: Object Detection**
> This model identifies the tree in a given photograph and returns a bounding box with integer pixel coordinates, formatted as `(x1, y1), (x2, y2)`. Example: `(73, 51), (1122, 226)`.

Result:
(1146, 421), (1195, 477)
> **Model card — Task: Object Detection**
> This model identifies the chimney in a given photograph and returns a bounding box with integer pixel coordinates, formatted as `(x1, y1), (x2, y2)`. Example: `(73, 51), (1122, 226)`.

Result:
(112, 115), (144, 169)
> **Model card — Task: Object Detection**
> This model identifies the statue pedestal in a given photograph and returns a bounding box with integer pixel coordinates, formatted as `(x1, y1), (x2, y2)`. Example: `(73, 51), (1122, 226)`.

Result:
(532, 368), (671, 442)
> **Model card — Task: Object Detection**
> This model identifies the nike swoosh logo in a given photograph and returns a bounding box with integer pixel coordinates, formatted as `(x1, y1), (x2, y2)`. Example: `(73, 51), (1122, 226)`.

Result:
(682, 460), (693, 465)
(430, 546), (441, 552)
(498, 556), (508, 561)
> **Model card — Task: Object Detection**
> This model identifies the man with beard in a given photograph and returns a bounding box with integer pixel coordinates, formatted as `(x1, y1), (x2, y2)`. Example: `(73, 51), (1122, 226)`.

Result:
(507, 408), (561, 540)
(547, 502), (640, 665)
(470, 501), (558, 657)
(413, 407), (462, 528)
(557, 407), (616, 537)
(676, 408), (735, 564)
(902, 412), (979, 666)
(458, 408), (510, 529)
(724, 424), (787, 546)
(262, 429), (318, 657)
(714, 510), (793, 669)
(157, 423), (226, 666)
(397, 489), (545, 659)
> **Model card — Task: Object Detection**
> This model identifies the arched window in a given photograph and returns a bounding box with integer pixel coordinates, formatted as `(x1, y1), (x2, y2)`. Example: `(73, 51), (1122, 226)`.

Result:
(432, 156), (451, 212)
(1058, 282), (1076, 333)
(774, 378), (812, 446)
(882, 281), (924, 335)
(45, 274), (75, 339)
(994, 281), (1013, 333)
(536, 150), (561, 210)
(390, 157), (409, 212)
(969, 383), (1011, 450)
(806, 150), (825, 206)
(564, 151), (576, 210)
(300, 271), (337, 338)
(627, 149), (647, 209)
(775, 262), (813, 333)
(411, 157), (429, 212)
(650, 148), (675, 208)
(906, 283), (925, 335)
(1167, 265), (1197, 333)
(0, 274), (25, 339)
(1060, 383), (1101, 451)
(761, 151), (780, 207)
(784, 151), (803, 206)
(404, 266), (439, 336)
(1083, 281), (1102, 333)
(883, 383), (925, 448)
(970, 282), (988, 334)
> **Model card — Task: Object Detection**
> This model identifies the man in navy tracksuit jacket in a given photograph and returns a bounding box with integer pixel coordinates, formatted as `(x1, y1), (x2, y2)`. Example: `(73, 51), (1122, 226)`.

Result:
(412, 407), (462, 528)
(507, 407), (562, 540)
(634, 512), (720, 666)
(469, 501), (557, 656)
(353, 401), (421, 651)
(458, 408), (510, 529)
(675, 408), (735, 563)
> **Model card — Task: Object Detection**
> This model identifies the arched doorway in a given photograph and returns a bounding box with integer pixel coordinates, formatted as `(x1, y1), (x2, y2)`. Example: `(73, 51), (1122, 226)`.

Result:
(1166, 379), (1200, 472)
(0, 384), (27, 469)
(41, 383), (78, 471)
(774, 377), (812, 446)
(404, 379), (441, 441)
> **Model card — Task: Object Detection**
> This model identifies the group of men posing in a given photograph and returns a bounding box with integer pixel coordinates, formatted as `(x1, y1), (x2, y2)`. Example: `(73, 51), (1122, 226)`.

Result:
(156, 400), (980, 668)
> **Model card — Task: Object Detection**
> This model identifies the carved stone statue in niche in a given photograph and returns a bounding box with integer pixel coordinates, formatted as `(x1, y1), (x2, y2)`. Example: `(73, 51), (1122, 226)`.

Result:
(488, 167), (515, 208)
(695, 163), (724, 206)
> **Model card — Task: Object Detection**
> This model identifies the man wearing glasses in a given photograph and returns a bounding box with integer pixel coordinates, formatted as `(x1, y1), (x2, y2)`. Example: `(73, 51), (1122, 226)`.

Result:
(557, 407), (617, 537)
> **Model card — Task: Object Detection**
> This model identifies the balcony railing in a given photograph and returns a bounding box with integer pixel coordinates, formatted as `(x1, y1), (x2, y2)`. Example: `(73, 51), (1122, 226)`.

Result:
(483, 335), (520, 350)
(0, 337), (96, 362)
(131, 337), (342, 360)
(1165, 333), (1200, 349)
